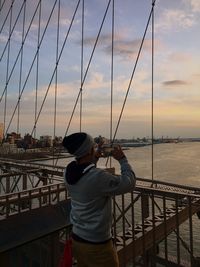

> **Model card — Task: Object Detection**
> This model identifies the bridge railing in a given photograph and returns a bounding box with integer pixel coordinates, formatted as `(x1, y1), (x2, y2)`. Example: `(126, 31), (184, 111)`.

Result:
(1, 165), (200, 266)
(114, 184), (200, 266)
(0, 182), (68, 218)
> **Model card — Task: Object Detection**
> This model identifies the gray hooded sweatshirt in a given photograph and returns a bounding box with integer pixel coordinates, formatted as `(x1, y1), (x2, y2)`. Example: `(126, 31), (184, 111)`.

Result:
(64, 157), (135, 243)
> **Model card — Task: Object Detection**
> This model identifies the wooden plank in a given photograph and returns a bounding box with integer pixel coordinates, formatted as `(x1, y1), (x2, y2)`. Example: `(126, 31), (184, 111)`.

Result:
(154, 253), (191, 267)
(0, 200), (71, 253)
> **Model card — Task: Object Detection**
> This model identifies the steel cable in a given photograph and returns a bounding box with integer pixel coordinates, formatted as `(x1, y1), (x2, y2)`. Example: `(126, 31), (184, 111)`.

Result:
(0, 0), (42, 104)
(0, 0), (24, 61)
(151, 0), (155, 181)
(79, 0), (84, 132)
(111, 0), (157, 144)
(3, 0), (59, 137)
(54, 0), (111, 166)
(0, 0), (15, 35)
(33, 0), (42, 139)
(53, 0), (61, 166)
(3, 0), (14, 138)
(17, 0), (26, 135)
(30, 0), (81, 137)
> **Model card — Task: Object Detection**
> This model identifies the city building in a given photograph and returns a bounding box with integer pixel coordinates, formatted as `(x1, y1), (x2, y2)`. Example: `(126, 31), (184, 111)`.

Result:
(40, 135), (53, 147)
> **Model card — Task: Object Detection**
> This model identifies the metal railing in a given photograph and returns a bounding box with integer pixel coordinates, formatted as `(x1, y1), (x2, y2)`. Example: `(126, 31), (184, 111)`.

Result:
(113, 185), (200, 266)
(0, 164), (200, 266)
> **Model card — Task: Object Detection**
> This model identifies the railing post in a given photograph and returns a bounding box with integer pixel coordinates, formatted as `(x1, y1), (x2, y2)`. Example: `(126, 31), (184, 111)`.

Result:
(141, 193), (149, 219)
(50, 232), (60, 266)
(6, 175), (10, 193)
(141, 191), (150, 266)
(22, 173), (27, 190)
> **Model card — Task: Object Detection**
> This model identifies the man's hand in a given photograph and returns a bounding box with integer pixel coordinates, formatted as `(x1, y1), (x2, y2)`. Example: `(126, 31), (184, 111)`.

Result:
(111, 145), (125, 161)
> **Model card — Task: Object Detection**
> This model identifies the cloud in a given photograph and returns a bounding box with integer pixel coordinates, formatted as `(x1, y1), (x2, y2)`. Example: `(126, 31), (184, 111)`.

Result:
(156, 9), (195, 33)
(105, 39), (144, 60)
(0, 33), (8, 43)
(82, 33), (161, 61)
(185, 0), (200, 13)
(3, 77), (200, 138)
(168, 52), (192, 62)
(83, 34), (114, 46)
(192, 73), (200, 79)
(191, 0), (200, 12)
(84, 71), (108, 90)
(162, 80), (189, 87)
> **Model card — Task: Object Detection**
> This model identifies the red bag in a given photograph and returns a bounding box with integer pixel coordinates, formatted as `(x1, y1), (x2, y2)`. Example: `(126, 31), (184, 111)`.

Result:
(58, 239), (72, 267)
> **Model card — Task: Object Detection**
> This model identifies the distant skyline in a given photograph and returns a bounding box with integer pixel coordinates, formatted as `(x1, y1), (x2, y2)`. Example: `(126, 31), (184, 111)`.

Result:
(0, 0), (200, 139)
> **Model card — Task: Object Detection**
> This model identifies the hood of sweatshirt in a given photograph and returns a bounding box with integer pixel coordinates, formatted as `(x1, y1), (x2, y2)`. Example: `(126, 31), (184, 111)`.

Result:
(65, 161), (95, 185)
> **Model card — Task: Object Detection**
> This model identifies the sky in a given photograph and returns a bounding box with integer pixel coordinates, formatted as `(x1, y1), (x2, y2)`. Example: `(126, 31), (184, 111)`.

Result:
(0, 0), (200, 139)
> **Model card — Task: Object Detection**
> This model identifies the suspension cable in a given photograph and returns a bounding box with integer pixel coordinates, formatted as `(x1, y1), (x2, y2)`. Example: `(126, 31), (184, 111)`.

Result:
(79, 0), (84, 132)
(0, 0), (6, 13)
(17, 0), (26, 135)
(0, 0), (156, 170)
(34, 0), (42, 139)
(4, 0), (59, 137)
(29, 0), (81, 137)
(3, 0), (13, 138)
(53, 0), (61, 166)
(0, 0), (42, 104)
(83, 1), (111, 90)
(63, 0), (111, 137)
(111, 0), (157, 144)
(54, 0), (112, 166)
(33, 0), (110, 141)
(0, 0), (24, 61)
(151, 0), (155, 181)
(2, 0), (110, 137)
(0, 0), (15, 35)
(109, 0), (115, 167)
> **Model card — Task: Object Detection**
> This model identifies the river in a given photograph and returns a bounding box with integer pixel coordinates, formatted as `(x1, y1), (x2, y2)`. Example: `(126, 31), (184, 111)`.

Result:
(55, 141), (200, 187)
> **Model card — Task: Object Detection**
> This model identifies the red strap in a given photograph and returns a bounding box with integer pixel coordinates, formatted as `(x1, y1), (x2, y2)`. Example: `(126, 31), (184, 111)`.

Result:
(58, 239), (72, 267)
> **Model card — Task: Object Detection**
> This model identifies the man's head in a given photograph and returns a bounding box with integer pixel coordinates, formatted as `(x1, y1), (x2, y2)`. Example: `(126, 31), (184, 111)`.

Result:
(62, 132), (95, 159)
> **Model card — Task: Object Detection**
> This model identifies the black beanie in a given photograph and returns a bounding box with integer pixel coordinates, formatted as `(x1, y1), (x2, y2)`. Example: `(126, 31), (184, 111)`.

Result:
(62, 132), (94, 158)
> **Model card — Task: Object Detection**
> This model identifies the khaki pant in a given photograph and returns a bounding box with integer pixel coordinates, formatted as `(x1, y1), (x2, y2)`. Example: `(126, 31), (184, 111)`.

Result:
(72, 239), (119, 267)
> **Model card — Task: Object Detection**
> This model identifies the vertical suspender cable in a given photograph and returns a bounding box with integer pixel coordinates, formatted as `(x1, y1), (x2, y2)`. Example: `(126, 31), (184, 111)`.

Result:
(111, 0), (116, 244)
(151, 0), (155, 181)
(34, 0), (42, 139)
(80, 0), (84, 132)
(109, 0), (114, 167)
(3, 0), (13, 139)
(17, 0), (26, 135)
(53, 0), (60, 166)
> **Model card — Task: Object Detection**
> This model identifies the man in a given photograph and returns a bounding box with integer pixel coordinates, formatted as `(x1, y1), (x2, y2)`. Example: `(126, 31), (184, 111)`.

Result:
(62, 132), (136, 267)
